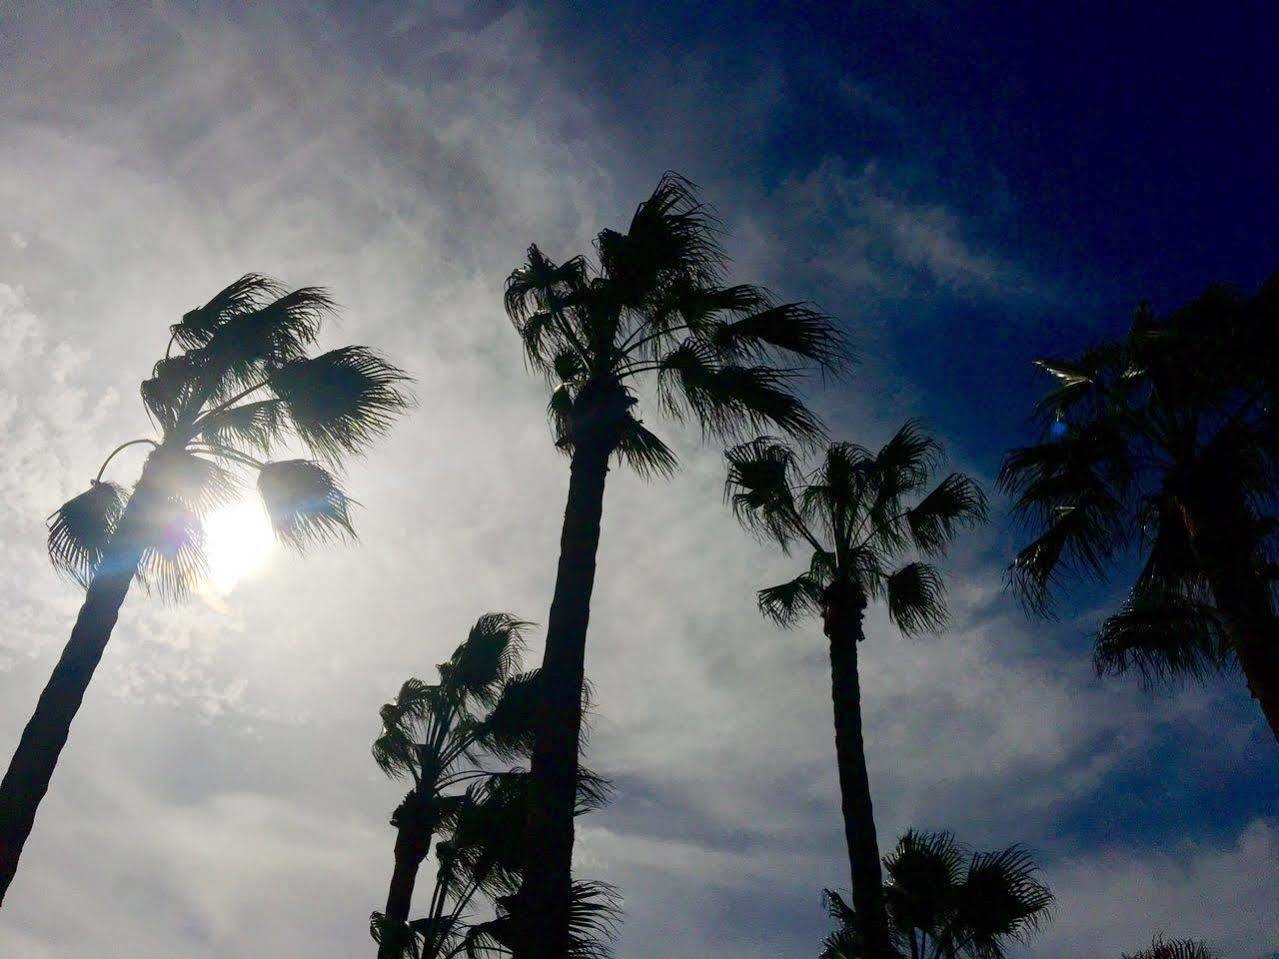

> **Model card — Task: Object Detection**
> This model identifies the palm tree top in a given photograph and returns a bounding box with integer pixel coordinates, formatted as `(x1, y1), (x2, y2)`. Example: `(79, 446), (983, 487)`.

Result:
(503, 172), (852, 474)
(725, 421), (987, 632)
(1121, 936), (1222, 959)
(46, 273), (413, 598)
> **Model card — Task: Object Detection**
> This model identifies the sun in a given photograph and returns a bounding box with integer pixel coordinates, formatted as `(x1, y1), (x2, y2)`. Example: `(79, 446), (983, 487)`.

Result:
(202, 499), (276, 594)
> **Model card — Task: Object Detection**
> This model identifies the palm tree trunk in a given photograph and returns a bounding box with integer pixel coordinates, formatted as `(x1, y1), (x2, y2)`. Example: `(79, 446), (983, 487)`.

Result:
(515, 437), (612, 959)
(824, 588), (893, 957)
(378, 821), (434, 959)
(0, 489), (151, 907)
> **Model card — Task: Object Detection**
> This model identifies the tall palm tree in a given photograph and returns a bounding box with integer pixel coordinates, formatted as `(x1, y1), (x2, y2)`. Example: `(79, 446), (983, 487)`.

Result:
(725, 423), (987, 956)
(820, 829), (1053, 959)
(370, 616), (615, 959)
(999, 276), (1279, 744)
(502, 172), (848, 957)
(0, 274), (410, 905)
(1120, 937), (1221, 959)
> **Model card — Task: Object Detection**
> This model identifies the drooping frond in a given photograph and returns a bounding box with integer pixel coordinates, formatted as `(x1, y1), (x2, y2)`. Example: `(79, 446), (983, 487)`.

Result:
(132, 496), (208, 600)
(1121, 936), (1222, 959)
(818, 889), (861, 959)
(613, 412), (678, 479)
(474, 671), (540, 761)
(1094, 592), (1233, 688)
(440, 614), (530, 707)
(256, 459), (355, 551)
(146, 448), (241, 517)
(46, 481), (129, 587)
(710, 300), (850, 372)
(884, 562), (948, 635)
(906, 473), (989, 556)
(724, 436), (803, 548)
(269, 346), (412, 464)
(141, 353), (205, 430)
(757, 572), (825, 627)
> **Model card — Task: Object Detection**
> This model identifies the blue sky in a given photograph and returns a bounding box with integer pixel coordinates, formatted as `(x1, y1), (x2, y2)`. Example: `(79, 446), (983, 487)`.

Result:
(0, 2), (1277, 957)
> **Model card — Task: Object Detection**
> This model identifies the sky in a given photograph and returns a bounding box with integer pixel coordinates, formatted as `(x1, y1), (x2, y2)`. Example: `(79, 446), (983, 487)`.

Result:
(1, 1), (1277, 957)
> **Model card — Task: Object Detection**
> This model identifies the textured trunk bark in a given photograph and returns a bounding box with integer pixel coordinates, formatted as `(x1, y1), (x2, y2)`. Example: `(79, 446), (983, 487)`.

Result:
(377, 821), (433, 959)
(514, 437), (612, 959)
(824, 587), (893, 957)
(0, 484), (152, 907)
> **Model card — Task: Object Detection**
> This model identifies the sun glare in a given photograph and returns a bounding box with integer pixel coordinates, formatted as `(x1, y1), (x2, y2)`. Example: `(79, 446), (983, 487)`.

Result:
(202, 499), (276, 594)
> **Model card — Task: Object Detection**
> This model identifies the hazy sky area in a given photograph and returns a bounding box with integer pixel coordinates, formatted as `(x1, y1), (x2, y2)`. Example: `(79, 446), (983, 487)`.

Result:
(2, 2), (1278, 956)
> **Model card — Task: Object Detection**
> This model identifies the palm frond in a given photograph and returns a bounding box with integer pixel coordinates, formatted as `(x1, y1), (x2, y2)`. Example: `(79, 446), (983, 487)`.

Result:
(958, 844), (1054, 954)
(146, 448), (241, 517)
(883, 829), (967, 937)
(884, 562), (948, 635)
(873, 420), (940, 499)
(1094, 591), (1233, 688)
(169, 273), (286, 352)
(906, 473), (989, 556)
(724, 436), (803, 547)
(613, 413), (678, 479)
(46, 481), (130, 587)
(133, 496), (208, 600)
(440, 614), (530, 707)
(256, 459), (356, 551)
(141, 353), (204, 430)
(473, 671), (540, 761)
(200, 285), (335, 396)
(710, 300), (850, 372)
(819, 889), (862, 959)
(1121, 936), (1221, 959)
(564, 880), (622, 959)
(270, 346), (412, 464)
(196, 399), (287, 456)
(758, 572), (825, 627)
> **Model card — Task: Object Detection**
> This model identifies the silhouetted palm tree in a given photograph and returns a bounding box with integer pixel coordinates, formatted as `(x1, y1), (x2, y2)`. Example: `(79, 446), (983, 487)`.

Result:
(370, 616), (615, 959)
(0, 274), (411, 905)
(503, 172), (848, 958)
(821, 830), (1053, 959)
(726, 424), (987, 956)
(1000, 276), (1279, 744)
(1121, 937), (1220, 959)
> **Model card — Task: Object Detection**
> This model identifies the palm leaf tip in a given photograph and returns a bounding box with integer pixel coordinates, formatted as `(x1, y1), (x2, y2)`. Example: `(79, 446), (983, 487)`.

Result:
(47, 481), (129, 586)
(885, 562), (948, 634)
(257, 459), (356, 552)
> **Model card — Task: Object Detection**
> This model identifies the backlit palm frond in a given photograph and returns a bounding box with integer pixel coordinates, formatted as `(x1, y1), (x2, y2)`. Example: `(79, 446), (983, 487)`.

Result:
(800, 442), (874, 541)
(1121, 936), (1221, 959)
(906, 473), (989, 556)
(658, 342), (821, 443)
(1094, 591), (1232, 688)
(201, 286), (335, 396)
(758, 572), (825, 627)
(256, 459), (355, 552)
(440, 614), (530, 707)
(133, 496), (208, 600)
(958, 844), (1054, 956)
(372, 710), (422, 781)
(547, 384), (577, 451)
(884, 562), (948, 635)
(819, 889), (862, 959)
(270, 346), (412, 464)
(709, 300), (849, 373)
(564, 880), (622, 959)
(473, 671), (540, 761)
(46, 481), (129, 587)
(724, 436), (803, 547)
(613, 412), (678, 479)
(883, 829), (966, 937)
(141, 353), (205, 430)
(872, 420), (940, 501)
(196, 399), (287, 457)
(503, 246), (585, 323)
(169, 273), (285, 352)
(146, 448), (241, 517)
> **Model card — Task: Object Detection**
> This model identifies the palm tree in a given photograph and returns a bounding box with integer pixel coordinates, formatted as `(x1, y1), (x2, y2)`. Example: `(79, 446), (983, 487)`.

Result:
(1121, 937), (1221, 959)
(502, 172), (848, 957)
(0, 274), (411, 906)
(820, 829), (1053, 959)
(370, 615), (616, 959)
(999, 276), (1279, 745)
(725, 423), (987, 956)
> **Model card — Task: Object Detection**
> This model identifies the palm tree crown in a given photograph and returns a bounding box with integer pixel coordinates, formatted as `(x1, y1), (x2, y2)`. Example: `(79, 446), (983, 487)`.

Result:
(821, 830), (1054, 959)
(503, 172), (848, 469)
(48, 273), (412, 593)
(998, 277), (1279, 717)
(725, 421), (987, 630)
(1120, 937), (1221, 959)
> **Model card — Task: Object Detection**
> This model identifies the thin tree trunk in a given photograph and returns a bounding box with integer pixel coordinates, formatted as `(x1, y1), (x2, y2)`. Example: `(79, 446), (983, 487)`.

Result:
(378, 820), (433, 959)
(0, 487), (151, 907)
(514, 438), (612, 959)
(825, 589), (893, 957)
